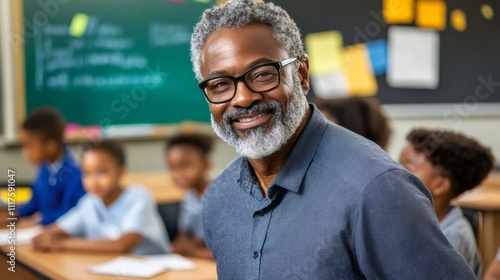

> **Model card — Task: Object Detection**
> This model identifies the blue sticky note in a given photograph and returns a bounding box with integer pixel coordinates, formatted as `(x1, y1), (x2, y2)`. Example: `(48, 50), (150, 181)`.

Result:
(366, 40), (387, 76)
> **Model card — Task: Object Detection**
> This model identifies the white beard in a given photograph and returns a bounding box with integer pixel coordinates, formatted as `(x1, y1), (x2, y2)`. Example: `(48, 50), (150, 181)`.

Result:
(211, 75), (308, 159)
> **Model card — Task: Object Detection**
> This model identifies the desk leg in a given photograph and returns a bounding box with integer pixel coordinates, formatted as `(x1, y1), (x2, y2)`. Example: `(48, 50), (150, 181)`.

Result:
(478, 211), (500, 268)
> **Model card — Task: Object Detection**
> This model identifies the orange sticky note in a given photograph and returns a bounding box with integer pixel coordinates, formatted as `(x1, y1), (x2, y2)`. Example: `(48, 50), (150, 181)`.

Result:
(416, 0), (447, 31)
(383, 0), (414, 24)
(341, 44), (378, 96)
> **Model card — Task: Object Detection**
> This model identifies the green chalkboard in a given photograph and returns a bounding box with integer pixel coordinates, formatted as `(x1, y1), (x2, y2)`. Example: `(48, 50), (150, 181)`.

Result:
(23, 0), (213, 126)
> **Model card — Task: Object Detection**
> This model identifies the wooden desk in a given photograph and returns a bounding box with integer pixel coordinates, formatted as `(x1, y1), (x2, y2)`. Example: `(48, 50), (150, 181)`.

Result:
(452, 177), (500, 267)
(122, 172), (186, 204)
(483, 172), (500, 187)
(1, 245), (217, 280)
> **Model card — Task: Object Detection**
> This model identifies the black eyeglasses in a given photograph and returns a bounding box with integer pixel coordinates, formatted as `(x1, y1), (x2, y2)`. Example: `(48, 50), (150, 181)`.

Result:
(198, 57), (298, 104)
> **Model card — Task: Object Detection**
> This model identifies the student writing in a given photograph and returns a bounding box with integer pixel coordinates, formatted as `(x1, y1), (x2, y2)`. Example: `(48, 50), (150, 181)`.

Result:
(33, 140), (171, 255)
(0, 107), (85, 226)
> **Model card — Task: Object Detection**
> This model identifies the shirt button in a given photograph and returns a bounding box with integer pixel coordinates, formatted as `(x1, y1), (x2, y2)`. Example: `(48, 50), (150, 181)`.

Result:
(253, 251), (259, 259)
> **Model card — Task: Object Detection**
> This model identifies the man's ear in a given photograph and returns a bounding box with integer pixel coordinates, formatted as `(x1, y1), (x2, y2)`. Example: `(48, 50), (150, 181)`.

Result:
(429, 176), (452, 197)
(298, 54), (310, 95)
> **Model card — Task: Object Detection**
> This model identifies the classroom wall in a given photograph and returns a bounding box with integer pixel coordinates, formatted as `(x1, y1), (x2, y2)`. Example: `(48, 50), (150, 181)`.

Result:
(1, 114), (499, 182)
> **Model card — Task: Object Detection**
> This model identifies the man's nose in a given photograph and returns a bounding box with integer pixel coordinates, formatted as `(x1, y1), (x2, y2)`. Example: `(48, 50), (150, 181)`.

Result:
(230, 80), (263, 108)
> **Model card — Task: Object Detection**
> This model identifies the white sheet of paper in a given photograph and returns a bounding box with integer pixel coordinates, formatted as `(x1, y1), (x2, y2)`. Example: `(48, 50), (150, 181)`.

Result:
(0, 226), (42, 246)
(89, 254), (196, 278)
(89, 257), (166, 278)
(142, 254), (196, 270)
(312, 72), (349, 99)
(387, 26), (440, 89)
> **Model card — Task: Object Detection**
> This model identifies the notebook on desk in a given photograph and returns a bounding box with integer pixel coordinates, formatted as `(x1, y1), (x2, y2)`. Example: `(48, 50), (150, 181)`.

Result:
(89, 254), (196, 278)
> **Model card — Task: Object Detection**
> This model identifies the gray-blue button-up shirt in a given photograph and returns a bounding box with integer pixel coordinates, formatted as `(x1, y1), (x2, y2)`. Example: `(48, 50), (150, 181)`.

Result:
(203, 105), (476, 279)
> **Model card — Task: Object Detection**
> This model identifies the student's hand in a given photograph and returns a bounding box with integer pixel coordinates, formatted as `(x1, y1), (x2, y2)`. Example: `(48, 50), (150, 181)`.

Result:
(32, 232), (62, 252)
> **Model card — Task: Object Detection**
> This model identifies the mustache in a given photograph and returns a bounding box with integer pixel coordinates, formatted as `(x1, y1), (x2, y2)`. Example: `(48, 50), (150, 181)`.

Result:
(222, 101), (280, 125)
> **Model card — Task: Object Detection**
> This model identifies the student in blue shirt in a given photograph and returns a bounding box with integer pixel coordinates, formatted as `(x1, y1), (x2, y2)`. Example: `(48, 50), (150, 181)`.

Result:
(400, 128), (495, 278)
(1, 107), (85, 226)
(165, 133), (213, 259)
(33, 140), (170, 255)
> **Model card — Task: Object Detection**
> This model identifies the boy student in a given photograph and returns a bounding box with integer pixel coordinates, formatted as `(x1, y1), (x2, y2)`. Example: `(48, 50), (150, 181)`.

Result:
(33, 140), (170, 255)
(3, 107), (86, 225)
(399, 128), (495, 277)
(165, 133), (212, 259)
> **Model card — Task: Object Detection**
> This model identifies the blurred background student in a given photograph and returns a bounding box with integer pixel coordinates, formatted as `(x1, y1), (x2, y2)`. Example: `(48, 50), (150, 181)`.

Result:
(165, 133), (213, 259)
(0, 107), (85, 226)
(33, 140), (170, 255)
(485, 247), (500, 280)
(399, 128), (495, 278)
(316, 97), (391, 150)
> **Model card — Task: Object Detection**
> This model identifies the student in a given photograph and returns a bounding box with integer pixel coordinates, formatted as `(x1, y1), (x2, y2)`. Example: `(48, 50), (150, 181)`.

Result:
(399, 128), (495, 278)
(32, 140), (170, 255)
(1, 107), (85, 226)
(485, 247), (500, 280)
(316, 97), (391, 150)
(165, 133), (213, 259)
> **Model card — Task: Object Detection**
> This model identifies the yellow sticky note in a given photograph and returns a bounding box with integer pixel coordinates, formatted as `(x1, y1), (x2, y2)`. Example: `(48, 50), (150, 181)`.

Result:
(383, 0), (414, 24)
(0, 187), (32, 205)
(69, 13), (89, 37)
(416, 0), (447, 31)
(451, 9), (467, 32)
(341, 44), (378, 96)
(305, 31), (343, 75)
(481, 4), (494, 20)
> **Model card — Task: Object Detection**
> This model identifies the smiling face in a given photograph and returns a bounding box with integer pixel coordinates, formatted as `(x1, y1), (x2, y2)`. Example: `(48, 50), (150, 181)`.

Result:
(200, 24), (310, 159)
(81, 149), (123, 200)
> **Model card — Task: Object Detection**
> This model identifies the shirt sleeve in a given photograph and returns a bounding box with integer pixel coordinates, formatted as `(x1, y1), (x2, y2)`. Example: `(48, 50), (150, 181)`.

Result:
(120, 188), (155, 236)
(353, 169), (476, 280)
(56, 195), (87, 237)
(497, 248), (500, 260)
(18, 170), (42, 217)
(177, 199), (189, 234)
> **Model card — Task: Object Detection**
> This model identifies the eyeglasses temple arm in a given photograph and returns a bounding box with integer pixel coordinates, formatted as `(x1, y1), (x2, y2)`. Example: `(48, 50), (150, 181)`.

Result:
(279, 57), (298, 67)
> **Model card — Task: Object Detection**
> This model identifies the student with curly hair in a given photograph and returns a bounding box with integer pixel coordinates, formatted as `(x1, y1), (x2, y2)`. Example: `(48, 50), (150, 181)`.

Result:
(400, 128), (495, 278)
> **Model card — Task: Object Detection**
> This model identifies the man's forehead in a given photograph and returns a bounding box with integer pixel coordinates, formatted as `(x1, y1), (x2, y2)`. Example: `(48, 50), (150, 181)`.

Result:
(200, 24), (286, 75)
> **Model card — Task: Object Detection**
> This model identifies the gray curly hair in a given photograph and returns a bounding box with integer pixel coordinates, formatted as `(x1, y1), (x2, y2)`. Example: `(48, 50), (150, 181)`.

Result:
(190, 0), (305, 82)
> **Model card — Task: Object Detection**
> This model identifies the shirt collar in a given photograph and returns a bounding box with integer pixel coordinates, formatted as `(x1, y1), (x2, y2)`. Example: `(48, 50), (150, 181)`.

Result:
(440, 206), (462, 229)
(46, 146), (70, 176)
(238, 103), (328, 194)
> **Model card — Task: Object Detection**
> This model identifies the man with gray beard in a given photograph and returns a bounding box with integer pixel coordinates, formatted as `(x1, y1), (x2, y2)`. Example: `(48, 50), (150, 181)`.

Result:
(190, 1), (476, 279)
